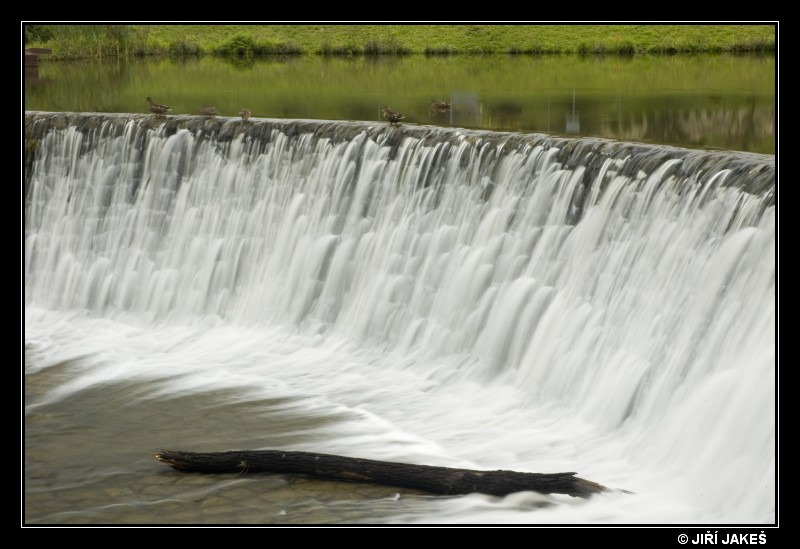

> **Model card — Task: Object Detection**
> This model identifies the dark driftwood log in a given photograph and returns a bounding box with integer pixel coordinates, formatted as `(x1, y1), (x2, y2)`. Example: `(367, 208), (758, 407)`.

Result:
(154, 449), (607, 498)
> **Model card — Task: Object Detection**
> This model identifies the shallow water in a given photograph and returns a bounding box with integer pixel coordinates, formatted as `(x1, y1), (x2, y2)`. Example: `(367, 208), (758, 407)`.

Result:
(23, 314), (699, 525)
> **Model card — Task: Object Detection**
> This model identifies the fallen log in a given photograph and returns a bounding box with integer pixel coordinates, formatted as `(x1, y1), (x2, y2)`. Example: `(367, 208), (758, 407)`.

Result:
(154, 449), (608, 498)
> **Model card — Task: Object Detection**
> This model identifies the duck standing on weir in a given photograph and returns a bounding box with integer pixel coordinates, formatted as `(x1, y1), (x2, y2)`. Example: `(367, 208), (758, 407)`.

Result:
(382, 106), (405, 126)
(145, 97), (171, 115)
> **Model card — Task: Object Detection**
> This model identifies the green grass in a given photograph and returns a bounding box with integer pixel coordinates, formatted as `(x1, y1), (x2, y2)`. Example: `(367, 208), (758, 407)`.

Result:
(25, 24), (776, 59)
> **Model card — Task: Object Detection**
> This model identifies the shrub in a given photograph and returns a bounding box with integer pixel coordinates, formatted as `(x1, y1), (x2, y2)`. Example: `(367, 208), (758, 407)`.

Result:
(615, 41), (635, 56)
(25, 25), (55, 45)
(216, 33), (256, 58)
(424, 45), (456, 56)
(169, 40), (202, 56)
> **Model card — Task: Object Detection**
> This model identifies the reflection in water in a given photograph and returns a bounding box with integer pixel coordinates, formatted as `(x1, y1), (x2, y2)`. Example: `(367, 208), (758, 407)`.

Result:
(24, 54), (774, 154)
(480, 94), (774, 155)
(565, 90), (579, 134)
(25, 66), (41, 83)
(449, 92), (481, 128)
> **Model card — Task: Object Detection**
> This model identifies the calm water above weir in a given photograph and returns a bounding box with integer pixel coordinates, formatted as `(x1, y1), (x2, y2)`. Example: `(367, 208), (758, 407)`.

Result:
(23, 53), (775, 154)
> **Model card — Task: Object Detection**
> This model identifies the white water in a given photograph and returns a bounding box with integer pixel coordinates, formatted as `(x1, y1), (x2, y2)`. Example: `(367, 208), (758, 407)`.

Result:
(24, 116), (775, 524)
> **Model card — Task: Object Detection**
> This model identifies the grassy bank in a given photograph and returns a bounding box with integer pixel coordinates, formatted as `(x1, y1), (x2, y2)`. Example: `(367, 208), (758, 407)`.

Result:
(24, 24), (776, 59)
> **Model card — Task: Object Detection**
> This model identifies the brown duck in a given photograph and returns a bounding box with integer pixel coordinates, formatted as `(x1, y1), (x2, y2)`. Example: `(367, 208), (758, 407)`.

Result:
(239, 108), (251, 124)
(145, 97), (171, 115)
(382, 106), (405, 126)
(430, 99), (451, 111)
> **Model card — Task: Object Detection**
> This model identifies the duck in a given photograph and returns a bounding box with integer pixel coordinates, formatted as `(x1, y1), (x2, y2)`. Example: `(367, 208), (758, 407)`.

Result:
(239, 108), (251, 124)
(382, 106), (405, 126)
(200, 106), (219, 117)
(430, 99), (451, 111)
(145, 97), (171, 115)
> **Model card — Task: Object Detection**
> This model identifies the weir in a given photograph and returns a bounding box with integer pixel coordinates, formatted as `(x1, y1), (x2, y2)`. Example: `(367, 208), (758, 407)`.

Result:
(23, 112), (776, 523)
(24, 110), (775, 350)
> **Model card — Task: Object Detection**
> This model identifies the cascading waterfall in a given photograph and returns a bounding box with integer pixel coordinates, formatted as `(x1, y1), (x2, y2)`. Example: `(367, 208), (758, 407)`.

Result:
(24, 113), (775, 525)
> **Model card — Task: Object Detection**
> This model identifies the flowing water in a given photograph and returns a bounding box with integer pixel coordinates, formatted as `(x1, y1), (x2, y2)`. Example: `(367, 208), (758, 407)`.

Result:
(23, 112), (775, 525)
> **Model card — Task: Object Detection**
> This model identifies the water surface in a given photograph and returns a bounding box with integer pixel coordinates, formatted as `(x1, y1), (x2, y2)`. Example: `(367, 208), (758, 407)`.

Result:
(24, 54), (775, 154)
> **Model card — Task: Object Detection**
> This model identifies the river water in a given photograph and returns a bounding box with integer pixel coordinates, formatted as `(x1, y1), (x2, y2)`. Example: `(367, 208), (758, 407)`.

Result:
(23, 113), (776, 525)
